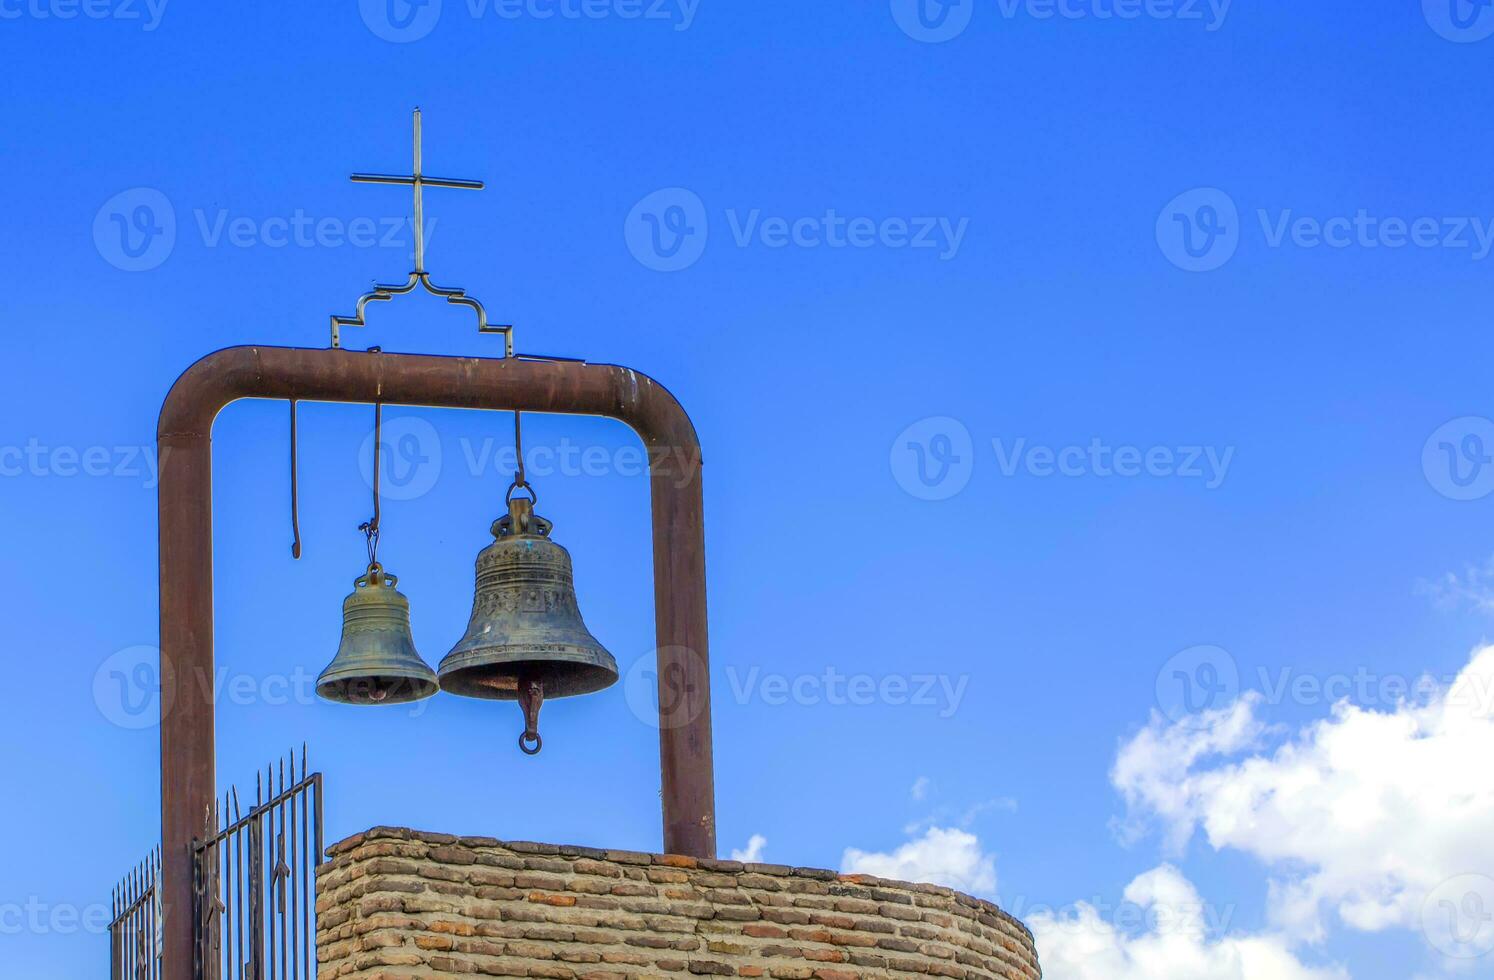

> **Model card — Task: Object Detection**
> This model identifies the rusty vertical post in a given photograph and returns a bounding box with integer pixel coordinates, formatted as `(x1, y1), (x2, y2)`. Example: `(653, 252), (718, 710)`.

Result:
(157, 347), (716, 980)
(158, 425), (213, 980)
(649, 444), (715, 857)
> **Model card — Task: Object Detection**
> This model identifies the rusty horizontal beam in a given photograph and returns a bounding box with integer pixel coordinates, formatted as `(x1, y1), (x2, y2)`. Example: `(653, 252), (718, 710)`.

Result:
(158, 346), (715, 980)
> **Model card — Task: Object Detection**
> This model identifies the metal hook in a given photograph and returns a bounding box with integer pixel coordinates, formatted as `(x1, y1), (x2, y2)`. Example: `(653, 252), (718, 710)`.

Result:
(289, 399), (302, 559)
(505, 409), (540, 504)
(361, 401), (383, 569)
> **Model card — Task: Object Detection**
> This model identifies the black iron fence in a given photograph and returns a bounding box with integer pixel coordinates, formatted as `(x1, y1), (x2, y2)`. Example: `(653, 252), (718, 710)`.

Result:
(194, 749), (324, 980)
(110, 850), (161, 980)
(110, 749), (324, 980)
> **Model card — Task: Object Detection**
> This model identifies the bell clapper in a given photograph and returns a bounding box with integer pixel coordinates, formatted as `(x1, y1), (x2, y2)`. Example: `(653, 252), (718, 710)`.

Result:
(518, 677), (544, 755)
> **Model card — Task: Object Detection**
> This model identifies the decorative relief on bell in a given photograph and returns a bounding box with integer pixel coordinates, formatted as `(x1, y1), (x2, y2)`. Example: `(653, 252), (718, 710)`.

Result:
(437, 496), (620, 752)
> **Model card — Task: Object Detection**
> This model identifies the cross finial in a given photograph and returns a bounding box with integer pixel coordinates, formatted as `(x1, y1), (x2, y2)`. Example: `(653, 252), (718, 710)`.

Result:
(331, 109), (512, 352)
(350, 107), (483, 274)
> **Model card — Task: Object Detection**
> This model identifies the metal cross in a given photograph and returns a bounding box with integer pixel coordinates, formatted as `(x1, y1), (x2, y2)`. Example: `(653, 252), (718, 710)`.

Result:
(351, 107), (483, 275)
(331, 108), (511, 352)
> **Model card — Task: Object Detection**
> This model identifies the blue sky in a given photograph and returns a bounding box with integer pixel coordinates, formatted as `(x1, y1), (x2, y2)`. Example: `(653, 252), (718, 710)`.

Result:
(3, 2), (1494, 978)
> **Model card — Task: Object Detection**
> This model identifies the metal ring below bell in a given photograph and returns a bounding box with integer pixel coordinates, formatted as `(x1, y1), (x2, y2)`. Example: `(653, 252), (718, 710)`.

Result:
(519, 731), (542, 755)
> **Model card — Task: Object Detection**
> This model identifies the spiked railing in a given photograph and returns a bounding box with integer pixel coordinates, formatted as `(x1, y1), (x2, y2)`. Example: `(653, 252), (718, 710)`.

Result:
(193, 748), (324, 980)
(111, 850), (162, 980)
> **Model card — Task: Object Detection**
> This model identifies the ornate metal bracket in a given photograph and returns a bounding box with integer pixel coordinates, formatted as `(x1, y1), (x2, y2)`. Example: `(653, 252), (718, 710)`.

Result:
(331, 271), (513, 353)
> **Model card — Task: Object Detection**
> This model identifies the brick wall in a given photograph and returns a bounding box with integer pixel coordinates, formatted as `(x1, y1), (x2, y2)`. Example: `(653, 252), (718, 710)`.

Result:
(316, 827), (1041, 979)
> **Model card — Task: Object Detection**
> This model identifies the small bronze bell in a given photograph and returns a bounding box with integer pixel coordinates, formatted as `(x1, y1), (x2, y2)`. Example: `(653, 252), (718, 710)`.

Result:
(317, 563), (439, 705)
(439, 495), (619, 753)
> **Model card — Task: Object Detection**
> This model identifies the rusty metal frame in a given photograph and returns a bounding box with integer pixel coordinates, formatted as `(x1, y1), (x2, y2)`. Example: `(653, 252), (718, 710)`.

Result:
(157, 345), (716, 980)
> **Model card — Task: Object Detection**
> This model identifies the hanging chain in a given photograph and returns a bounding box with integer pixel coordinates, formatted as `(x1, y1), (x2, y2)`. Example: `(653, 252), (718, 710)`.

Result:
(360, 401), (383, 574)
(362, 520), (380, 571)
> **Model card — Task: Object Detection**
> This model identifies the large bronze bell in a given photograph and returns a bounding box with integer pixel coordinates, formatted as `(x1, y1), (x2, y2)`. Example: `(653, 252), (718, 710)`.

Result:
(316, 563), (439, 705)
(439, 496), (619, 753)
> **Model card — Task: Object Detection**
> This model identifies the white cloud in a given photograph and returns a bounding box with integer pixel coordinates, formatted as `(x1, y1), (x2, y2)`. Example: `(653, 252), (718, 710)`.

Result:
(911, 775), (931, 800)
(1030, 865), (1348, 980)
(730, 833), (767, 864)
(1419, 556), (1494, 615)
(1112, 644), (1494, 946)
(841, 826), (997, 895)
(903, 796), (1018, 837)
(1110, 694), (1270, 853)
